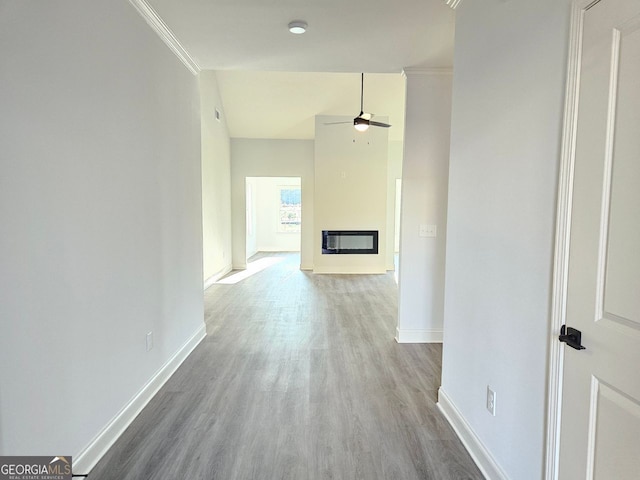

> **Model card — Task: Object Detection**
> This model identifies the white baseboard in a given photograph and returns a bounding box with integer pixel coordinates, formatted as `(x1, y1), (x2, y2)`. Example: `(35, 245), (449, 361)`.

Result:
(437, 388), (508, 480)
(395, 327), (443, 343)
(203, 264), (232, 290)
(73, 323), (207, 474)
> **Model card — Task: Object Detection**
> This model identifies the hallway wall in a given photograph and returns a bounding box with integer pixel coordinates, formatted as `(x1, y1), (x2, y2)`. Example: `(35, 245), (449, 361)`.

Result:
(440, 0), (572, 478)
(200, 72), (233, 284)
(396, 71), (452, 343)
(0, 0), (204, 468)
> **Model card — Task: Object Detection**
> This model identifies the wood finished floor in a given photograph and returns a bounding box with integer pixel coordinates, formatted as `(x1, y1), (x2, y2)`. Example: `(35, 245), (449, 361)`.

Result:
(89, 253), (484, 480)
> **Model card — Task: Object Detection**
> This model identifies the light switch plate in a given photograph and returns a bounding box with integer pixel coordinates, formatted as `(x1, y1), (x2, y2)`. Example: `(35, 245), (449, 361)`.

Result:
(419, 224), (437, 237)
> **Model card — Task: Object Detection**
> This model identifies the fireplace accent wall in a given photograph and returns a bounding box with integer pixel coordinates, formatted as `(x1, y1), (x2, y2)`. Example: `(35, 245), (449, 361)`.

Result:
(321, 230), (379, 255)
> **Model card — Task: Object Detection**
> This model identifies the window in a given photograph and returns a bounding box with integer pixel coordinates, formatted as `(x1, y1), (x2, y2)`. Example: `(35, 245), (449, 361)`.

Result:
(278, 186), (302, 233)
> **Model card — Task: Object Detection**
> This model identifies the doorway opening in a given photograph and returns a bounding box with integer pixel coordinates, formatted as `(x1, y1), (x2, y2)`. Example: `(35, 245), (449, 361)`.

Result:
(245, 176), (302, 262)
(394, 178), (402, 283)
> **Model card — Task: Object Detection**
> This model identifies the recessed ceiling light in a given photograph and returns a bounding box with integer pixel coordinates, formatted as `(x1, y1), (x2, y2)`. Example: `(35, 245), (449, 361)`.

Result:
(288, 21), (307, 34)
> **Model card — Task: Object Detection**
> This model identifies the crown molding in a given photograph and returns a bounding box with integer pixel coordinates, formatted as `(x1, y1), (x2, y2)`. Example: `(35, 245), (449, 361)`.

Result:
(128, 0), (200, 75)
(444, 0), (463, 9)
(402, 67), (453, 77)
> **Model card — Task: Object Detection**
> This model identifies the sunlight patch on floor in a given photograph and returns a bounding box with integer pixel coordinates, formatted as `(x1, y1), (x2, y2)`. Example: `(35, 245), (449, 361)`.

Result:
(216, 256), (285, 285)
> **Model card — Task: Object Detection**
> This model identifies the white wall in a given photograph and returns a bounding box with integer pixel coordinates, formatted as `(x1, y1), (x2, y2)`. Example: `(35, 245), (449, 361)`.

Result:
(253, 177), (301, 252)
(314, 116), (389, 274)
(440, 1), (572, 478)
(396, 72), (452, 343)
(231, 139), (314, 269)
(0, 0), (204, 466)
(200, 71), (232, 284)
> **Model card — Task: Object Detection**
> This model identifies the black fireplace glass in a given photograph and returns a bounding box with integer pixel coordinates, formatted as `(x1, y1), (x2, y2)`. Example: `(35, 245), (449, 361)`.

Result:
(321, 230), (379, 254)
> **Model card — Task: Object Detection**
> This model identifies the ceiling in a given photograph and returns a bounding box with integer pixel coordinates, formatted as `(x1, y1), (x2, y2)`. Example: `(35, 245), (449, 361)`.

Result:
(215, 71), (407, 141)
(147, 0), (456, 139)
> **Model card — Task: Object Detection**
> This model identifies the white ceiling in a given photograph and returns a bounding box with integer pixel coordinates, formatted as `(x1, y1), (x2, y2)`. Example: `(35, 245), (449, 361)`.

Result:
(148, 0), (455, 73)
(147, 0), (455, 139)
(215, 71), (407, 141)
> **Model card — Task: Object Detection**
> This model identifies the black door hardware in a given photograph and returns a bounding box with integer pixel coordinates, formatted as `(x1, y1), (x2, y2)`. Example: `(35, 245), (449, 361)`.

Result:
(559, 325), (586, 350)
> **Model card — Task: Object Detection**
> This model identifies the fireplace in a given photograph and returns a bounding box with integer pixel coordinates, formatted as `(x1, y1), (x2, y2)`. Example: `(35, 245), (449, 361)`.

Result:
(321, 230), (378, 255)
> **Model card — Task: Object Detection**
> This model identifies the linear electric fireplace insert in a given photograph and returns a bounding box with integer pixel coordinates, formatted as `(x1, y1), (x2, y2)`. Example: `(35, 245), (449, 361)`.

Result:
(322, 230), (379, 255)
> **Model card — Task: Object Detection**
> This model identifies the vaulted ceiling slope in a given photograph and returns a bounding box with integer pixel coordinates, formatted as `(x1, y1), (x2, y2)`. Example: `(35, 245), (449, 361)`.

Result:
(147, 0), (455, 72)
(215, 71), (407, 141)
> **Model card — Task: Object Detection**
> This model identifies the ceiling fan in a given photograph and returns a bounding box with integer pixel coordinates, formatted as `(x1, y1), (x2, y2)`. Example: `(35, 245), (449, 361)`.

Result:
(325, 73), (392, 132)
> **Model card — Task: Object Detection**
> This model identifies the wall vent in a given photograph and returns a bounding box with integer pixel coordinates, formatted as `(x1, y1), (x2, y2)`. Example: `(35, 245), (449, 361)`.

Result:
(443, 0), (463, 9)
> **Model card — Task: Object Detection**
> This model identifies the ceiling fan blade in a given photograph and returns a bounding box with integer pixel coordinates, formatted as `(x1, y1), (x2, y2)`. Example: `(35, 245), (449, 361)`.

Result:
(327, 74), (387, 129)
(323, 121), (353, 125)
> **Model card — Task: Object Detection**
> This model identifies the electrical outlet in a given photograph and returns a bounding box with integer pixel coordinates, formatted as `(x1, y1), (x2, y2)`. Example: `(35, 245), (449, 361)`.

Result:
(487, 386), (496, 416)
(146, 331), (154, 352)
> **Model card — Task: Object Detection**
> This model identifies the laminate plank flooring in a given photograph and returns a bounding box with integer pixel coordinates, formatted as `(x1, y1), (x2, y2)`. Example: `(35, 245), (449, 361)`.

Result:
(89, 253), (484, 480)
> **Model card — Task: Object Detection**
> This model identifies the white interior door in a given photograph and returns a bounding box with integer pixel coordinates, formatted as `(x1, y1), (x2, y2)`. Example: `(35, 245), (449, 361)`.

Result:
(558, 0), (640, 478)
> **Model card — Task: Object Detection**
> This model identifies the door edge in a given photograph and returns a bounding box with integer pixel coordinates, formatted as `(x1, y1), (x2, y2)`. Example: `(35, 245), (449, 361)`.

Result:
(545, 1), (597, 479)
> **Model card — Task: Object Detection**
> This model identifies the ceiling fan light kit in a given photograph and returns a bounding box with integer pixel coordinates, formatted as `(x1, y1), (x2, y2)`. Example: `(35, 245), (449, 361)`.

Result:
(288, 21), (307, 34)
(354, 118), (370, 132)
